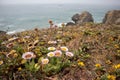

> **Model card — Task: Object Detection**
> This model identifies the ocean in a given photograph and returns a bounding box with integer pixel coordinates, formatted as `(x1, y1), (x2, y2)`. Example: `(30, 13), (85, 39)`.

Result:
(0, 4), (120, 34)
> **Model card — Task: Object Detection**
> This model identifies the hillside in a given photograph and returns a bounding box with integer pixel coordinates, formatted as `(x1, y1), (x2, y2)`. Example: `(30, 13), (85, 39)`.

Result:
(0, 23), (120, 80)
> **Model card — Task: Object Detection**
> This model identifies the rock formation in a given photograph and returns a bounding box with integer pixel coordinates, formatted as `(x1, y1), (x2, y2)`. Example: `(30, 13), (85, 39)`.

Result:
(103, 10), (120, 25)
(72, 11), (94, 25)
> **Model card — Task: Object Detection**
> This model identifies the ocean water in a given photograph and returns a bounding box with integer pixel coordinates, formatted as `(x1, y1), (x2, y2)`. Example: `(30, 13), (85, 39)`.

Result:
(0, 4), (120, 33)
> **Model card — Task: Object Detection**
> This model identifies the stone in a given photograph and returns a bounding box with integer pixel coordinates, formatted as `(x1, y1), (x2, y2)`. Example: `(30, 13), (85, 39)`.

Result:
(72, 11), (94, 25)
(103, 10), (120, 25)
(66, 22), (75, 26)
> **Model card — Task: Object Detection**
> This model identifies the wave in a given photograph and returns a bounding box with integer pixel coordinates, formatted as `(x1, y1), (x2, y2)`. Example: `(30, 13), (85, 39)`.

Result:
(7, 29), (25, 35)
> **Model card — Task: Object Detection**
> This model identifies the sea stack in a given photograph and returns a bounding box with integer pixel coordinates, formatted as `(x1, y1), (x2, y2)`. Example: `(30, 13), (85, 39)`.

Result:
(72, 11), (94, 25)
(103, 10), (120, 25)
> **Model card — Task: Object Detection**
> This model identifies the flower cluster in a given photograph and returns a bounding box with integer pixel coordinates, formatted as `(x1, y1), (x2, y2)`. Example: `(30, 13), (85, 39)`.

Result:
(41, 46), (74, 65)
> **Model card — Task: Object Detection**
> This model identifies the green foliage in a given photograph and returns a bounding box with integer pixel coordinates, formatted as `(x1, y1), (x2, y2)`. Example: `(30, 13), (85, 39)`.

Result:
(25, 59), (40, 72)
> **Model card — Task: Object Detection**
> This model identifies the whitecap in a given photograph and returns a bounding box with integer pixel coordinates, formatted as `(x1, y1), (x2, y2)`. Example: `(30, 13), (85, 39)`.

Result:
(7, 29), (25, 35)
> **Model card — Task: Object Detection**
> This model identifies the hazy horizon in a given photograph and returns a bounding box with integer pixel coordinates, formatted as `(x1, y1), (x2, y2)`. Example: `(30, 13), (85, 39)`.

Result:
(0, 0), (120, 6)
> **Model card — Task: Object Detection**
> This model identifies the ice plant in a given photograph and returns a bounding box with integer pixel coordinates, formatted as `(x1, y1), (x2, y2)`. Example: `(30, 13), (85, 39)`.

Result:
(48, 47), (56, 51)
(47, 52), (55, 57)
(41, 58), (49, 65)
(0, 60), (3, 65)
(54, 50), (62, 57)
(60, 46), (68, 52)
(65, 52), (74, 57)
(22, 52), (35, 60)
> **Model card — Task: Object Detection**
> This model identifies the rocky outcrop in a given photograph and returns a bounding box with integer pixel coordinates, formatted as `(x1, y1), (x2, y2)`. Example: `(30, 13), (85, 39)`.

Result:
(0, 30), (6, 34)
(66, 22), (75, 26)
(103, 10), (120, 25)
(72, 11), (94, 25)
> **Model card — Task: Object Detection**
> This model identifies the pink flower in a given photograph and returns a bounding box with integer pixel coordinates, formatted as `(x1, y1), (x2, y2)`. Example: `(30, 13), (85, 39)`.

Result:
(41, 58), (49, 64)
(22, 52), (35, 60)
(65, 52), (74, 57)
(54, 50), (62, 57)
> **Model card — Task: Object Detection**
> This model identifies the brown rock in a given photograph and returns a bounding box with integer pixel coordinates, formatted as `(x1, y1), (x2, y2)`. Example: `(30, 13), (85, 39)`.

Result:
(103, 10), (120, 25)
(72, 11), (94, 25)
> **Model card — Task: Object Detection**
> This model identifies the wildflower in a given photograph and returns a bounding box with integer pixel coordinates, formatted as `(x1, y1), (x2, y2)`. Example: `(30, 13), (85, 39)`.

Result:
(47, 52), (55, 57)
(54, 50), (62, 57)
(6, 50), (17, 58)
(24, 36), (30, 39)
(6, 43), (14, 48)
(95, 64), (101, 68)
(60, 46), (68, 52)
(0, 60), (3, 65)
(106, 60), (112, 65)
(18, 67), (22, 71)
(34, 63), (40, 70)
(57, 39), (62, 42)
(78, 61), (85, 67)
(107, 75), (116, 80)
(48, 47), (56, 51)
(117, 50), (120, 53)
(48, 41), (57, 44)
(65, 52), (74, 57)
(13, 53), (18, 58)
(8, 37), (19, 42)
(41, 58), (49, 65)
(113, 64), (120, 69)
(33, 40), (39, 46)
(22, 52), (35, 60)
(114, 44), (119, 49)
(21, 59), (27, 64)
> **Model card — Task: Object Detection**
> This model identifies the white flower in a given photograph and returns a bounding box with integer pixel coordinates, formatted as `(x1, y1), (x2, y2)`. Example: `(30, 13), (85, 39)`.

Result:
(48, 41), (57, 44)
(24, 36), (30, 39)
(41, 58), (49, 64)
(60, 46), (68, 52)
(65, 52), (74, 57)
(48, 47), (56, 51)
(54, 50), (62, 57)
(8, 37), (19, 42)
(22, 52), (35, 59)
(47, 52), (55, 57)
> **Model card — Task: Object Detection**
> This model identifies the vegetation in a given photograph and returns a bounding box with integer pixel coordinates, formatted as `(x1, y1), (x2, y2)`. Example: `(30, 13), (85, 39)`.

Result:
(0, 23), (120, 80)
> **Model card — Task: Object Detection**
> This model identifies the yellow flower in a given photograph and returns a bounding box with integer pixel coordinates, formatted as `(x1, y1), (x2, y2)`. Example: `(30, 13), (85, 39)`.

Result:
(114, 44), (119, 48)
(18, 67), (22, 71)
(47, 52), (55, 57)
(106, 60), (112, 65)
(41, 58), (49, 65)
(0, 60), (3, 65)
(60, 46), (68, 52)
(21, 59), (27, 64)
(13, 53), (18, 58)
(34, 63), (40, 70)
(95, 64), (101, 68)
(78, 61), (85, 67)
(107, 75), (116, 80)
(48, 47), (56, 51)
(117, 50), (120, 53)
(113, 64), (120, 69)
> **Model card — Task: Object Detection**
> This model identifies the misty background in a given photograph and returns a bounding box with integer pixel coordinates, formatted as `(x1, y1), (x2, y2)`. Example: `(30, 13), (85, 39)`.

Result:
(0, 0), (120, 34)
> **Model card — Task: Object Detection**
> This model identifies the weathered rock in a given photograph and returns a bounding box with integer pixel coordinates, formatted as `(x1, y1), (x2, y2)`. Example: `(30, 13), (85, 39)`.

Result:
(0, 30), (6, 34)
(0, 30), (7, 40)
(66, 22), (75, 26)
(103, 10), (120, 25)
(72, 11), (94, 25)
